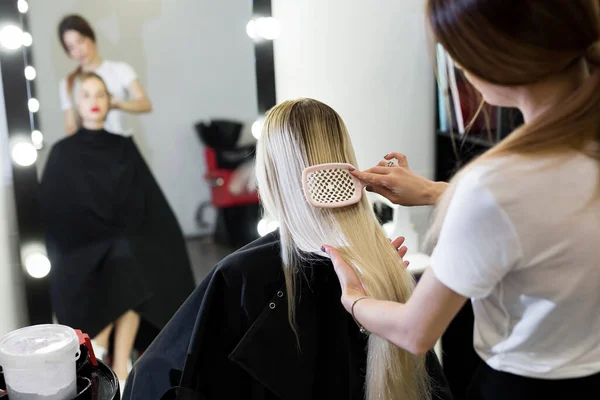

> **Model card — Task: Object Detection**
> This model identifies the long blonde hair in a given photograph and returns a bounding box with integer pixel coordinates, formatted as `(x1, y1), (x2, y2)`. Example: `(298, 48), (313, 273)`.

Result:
(426, 0), (600, 241)
(255, 99), (429, 400)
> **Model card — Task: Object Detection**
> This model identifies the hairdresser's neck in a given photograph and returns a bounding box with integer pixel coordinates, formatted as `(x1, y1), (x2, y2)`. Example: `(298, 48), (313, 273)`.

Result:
(81, 55), (103, 72)
(82, 121), (103, 131)
(518, 60), (588, 123)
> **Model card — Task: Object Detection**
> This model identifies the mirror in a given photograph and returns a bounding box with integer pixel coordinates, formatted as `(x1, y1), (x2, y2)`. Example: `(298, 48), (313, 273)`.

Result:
(1, 0), (271, 383)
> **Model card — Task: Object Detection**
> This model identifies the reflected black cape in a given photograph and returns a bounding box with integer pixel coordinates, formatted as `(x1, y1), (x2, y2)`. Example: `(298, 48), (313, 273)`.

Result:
(125, 233), (453, 400)
(40, 128), (195, 337)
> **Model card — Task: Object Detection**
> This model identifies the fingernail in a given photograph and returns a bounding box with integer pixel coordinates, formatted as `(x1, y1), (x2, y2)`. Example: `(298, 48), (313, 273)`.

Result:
(384, 154), (389, 158)
(349, 167), (355, 172)
(321, 246), (326, 253)
(365, 186), (373, 192)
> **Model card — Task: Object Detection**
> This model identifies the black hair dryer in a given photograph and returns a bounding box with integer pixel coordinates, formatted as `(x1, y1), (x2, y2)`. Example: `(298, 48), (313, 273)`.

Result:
(0, 331), (119, 400)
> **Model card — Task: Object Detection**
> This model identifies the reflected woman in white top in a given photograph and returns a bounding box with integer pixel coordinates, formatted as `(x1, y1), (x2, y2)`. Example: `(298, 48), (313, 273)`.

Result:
(57, 15), (152, 136)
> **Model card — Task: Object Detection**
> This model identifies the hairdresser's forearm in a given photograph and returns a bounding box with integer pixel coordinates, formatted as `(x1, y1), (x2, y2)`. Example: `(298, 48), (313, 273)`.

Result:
(115, 98), (152, 113)
(427, 181), (449, 205)
(352, 298), (434, 355)
(350, 269), (467, 355)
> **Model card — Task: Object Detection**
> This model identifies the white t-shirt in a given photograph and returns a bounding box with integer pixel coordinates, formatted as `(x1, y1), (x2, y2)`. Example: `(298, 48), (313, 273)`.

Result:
(431, 152), (600, 379)
(59, 60), (137, 135)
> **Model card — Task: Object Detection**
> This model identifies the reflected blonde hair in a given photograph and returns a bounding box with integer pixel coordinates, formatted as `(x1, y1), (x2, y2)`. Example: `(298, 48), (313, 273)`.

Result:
(255, 99), (429, 400)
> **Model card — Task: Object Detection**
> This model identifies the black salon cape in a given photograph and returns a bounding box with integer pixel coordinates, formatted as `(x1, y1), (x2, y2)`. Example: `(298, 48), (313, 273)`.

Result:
(40, 128), (195, 338)
(124, 232), (453, 400)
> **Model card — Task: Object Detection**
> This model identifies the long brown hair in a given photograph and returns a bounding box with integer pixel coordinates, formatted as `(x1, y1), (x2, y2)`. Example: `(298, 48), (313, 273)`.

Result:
(58, 15), (96, 95)
(256, 99), (430, 400)
(427, 0), (600, 239)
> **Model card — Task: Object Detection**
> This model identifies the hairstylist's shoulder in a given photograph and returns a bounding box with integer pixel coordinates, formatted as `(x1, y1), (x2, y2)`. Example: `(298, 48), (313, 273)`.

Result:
(431, 161), (523, 298)
(456, 155), (526, 206)
(451, 161), (499, 202)
(466, 153), (564, 217)
(450, 157), (529, 232)
(111, 60), (138, 85)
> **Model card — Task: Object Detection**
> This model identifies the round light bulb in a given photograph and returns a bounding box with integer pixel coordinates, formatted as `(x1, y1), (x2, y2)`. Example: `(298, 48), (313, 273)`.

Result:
(251, 118), (264, 140)
(255, 17), (281, 40)
(257, 218), (268, 237)
(22, 32), (32, 47)
(257, 218), (279, 237)
(31, 130), (43, 145)
(12, 142), (37, 166)
(0, 25), (24, 50)
(246, 20), (257, 39)
(17, 0), (29, 13)
(267, 220), (279, 233)
(24, 65), (36, 80)
(25, 253), (51, 279)
(28, 98), (40, 112)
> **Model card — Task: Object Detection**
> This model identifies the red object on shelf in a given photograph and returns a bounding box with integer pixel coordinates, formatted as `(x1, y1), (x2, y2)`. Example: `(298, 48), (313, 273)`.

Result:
(204, 148), (259, 208)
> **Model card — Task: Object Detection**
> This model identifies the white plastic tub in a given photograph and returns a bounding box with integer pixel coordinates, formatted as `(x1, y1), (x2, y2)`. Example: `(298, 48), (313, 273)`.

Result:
(0, 325), (80, 400)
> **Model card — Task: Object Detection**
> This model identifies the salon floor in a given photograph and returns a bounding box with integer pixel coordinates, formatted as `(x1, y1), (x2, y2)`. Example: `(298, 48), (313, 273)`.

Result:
(186, 236), (235, 285)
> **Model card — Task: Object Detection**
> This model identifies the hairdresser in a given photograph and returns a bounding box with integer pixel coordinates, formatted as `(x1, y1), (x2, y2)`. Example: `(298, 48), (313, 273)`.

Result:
(58, 15), (152, 135)
(325, 1), (600, 399)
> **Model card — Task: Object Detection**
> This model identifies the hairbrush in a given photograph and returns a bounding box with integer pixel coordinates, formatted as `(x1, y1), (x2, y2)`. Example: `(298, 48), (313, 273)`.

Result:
(302, 163), (364, 208)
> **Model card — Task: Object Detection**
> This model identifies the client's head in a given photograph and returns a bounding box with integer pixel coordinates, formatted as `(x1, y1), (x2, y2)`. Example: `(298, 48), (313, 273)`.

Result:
(76, 72), (109, 128)
(255, 99), (429, 400)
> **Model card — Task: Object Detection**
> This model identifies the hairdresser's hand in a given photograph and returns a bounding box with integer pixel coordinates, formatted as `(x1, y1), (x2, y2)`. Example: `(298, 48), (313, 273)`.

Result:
(323, 236), (410, 313)
(110, 94), (120, 110)
(351, 152), (448, 206)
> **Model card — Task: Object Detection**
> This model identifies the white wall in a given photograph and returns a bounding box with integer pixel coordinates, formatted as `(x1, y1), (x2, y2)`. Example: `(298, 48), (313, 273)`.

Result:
(272, 0), (436, 244)
(0, 63), (28, 337)
(272, 0), (435, 180)
(29, 0), (258, 236)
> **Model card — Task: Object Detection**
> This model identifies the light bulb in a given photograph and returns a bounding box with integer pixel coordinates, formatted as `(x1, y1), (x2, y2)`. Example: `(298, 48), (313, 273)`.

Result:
(257, 218), (279, 237)
(22, 32), (32, 47)
(28, 98), (40, 112)
(31, 130), (43, 145)
(17, 0), (29, 13)
(25, 253), (51, 279)
(257, 219), (268, 237)
(25, 66), (36, 80)
(255, 17), (281, 40)
(267, 220), (279, 232)
(246, 20), (257, 39)
(12, 142), (37, 166)
(0, 25), (24, 50)
(251, 118), (264, 140)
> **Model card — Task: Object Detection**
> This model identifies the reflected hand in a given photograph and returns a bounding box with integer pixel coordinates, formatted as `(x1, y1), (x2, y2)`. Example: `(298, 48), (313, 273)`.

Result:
(110, 94), (120, 110)
(323, 236), (410, 313)
(351, 152), (446, 206)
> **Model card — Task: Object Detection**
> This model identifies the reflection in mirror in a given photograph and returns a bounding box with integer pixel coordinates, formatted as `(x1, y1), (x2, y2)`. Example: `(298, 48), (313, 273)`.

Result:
(5, 0), (263, 387)
(39, 71), (196, 383)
